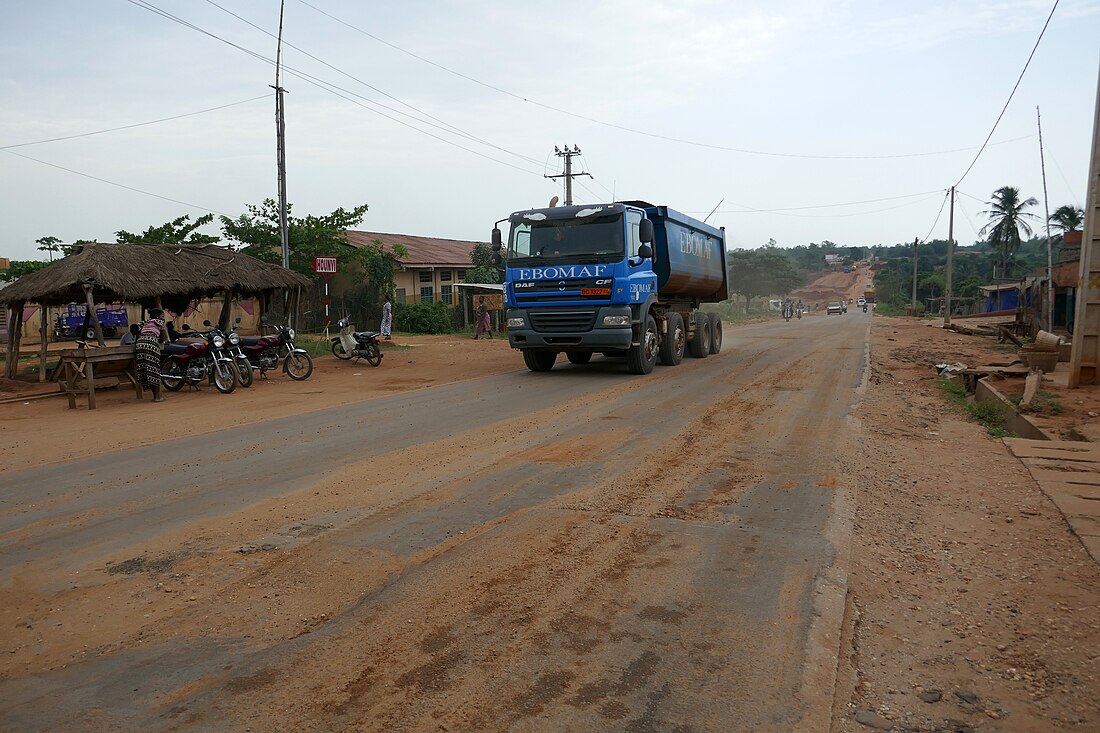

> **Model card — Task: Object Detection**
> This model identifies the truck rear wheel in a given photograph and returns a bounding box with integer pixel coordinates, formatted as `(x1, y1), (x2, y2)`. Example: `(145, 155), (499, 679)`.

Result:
(627, 315), (658, 375)
(565, 351), (592, 365)
(523, 350), (557, 372)
(689, 312), (710, 358)
(707, 312), (723, 354)
(659, 312), (685, 366)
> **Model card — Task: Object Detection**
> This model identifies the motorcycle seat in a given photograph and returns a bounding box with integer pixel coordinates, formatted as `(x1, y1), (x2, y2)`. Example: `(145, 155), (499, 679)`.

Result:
(353, 331), (379, 340)
(239, 336), (276, 347)
(163, 342), (189, 355)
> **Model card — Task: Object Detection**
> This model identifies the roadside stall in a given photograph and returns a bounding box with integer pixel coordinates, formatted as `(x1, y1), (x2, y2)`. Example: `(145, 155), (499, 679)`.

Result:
(1, 242), (310, 408)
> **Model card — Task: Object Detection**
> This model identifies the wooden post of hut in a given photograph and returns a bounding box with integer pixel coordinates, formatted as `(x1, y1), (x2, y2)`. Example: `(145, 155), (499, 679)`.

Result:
(38, 304), (49, 382)
(81, 282), (105, 347)
(6, 304), (24, 380)
(218, 291), (234, 330)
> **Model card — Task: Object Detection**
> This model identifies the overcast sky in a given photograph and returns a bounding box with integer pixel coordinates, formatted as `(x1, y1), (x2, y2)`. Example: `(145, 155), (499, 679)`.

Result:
(1, 0), (1098, 261)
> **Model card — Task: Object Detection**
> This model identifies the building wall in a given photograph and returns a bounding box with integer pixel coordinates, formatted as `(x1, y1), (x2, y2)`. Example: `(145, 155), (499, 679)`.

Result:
(394, 266), (468, 305)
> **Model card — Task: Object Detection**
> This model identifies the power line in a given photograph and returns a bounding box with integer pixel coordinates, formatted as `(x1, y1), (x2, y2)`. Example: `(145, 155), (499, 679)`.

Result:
(201, 0), (545, 169)
(296, 0), (1037, 163)
(696, 189), (943, 214)
(0, 95), (270, 150)
(123, 0), (545, 177)
(4, 149), (230, 216)
(921, 190), (952, 242)
(953, 0), (1060, 187)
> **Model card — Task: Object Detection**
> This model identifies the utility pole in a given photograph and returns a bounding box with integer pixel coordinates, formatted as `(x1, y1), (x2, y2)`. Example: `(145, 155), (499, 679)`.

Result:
(1038, 106), (1054, 332)
(273, 0), (290, 271)
(1069, 64), (1100, 388)
(911, 237), (919, 313)
(944, 186), (956, 326)
(545, 145), (590, 206)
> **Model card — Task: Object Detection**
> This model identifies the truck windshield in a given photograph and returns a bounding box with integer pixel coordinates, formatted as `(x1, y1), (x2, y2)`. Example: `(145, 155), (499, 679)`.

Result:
(509, 215), (624, 264)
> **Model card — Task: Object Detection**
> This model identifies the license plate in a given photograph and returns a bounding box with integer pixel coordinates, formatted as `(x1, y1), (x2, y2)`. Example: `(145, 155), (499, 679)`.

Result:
(580, 287), (611, 296)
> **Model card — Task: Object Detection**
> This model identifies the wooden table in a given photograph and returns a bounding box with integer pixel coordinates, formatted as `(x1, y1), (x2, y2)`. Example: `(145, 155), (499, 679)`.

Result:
(54, 345), (142, 410)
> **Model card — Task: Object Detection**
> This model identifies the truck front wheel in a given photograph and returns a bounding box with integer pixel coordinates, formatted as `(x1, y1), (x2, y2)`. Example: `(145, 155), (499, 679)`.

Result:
(523, 350), (557, 372)
(627, 315), (658, 375)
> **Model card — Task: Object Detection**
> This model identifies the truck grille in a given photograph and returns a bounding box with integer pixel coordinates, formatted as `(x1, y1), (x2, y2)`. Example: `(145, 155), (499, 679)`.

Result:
(529, 310), (596, 333)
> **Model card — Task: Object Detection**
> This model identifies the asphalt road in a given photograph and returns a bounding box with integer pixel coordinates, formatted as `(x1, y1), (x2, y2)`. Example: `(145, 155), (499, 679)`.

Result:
(0, 311), (870, 732)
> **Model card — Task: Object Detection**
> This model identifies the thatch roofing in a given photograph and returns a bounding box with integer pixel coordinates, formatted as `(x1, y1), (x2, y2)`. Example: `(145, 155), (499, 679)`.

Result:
(0, 242), (310, 307)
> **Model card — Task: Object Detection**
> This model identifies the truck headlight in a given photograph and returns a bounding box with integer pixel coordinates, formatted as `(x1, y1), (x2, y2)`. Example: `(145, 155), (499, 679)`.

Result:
(602, 315), (630, 326)
(507, 317), (526, 328)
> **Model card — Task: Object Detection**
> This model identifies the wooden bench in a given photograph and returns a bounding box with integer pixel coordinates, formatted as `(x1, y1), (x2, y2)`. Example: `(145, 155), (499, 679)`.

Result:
(54, 345), (143, 410)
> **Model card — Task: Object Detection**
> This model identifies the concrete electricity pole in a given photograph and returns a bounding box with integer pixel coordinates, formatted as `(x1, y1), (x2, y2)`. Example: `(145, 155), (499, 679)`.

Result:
(273, 0), (290, 270)
(545, 145), (590, 206)
(944, 187), (956, 326)
(911, 237), (919, 312)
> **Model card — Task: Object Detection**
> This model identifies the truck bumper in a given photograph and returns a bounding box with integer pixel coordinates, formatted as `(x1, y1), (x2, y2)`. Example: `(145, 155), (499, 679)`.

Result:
(507, 306), (634, 351)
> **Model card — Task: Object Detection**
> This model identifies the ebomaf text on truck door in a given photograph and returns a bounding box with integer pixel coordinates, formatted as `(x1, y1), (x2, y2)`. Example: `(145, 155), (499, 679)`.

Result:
(491, 201), (728, 375)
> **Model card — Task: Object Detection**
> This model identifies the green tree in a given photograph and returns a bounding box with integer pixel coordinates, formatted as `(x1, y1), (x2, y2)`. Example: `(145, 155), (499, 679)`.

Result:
(467, 242), (500, 284)
(979, 186), (1038, 277)
(35, 236), (64, 261)
(116, 214), (220, 244)
(220, 199), (406, 303)
(727, 247), (804, 313)
(0, 260), (50, 283)
(1049, 204), (1084, 235)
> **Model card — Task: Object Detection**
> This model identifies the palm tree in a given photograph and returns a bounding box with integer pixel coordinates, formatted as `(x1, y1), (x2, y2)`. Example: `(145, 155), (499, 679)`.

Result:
(1049, 204), (1084, 235)
(979, 186), (1039, 277)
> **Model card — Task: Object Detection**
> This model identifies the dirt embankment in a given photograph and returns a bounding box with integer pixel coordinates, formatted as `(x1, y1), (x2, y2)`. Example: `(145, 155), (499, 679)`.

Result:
(792, 266), (872, 310)
(832, 316), (1100, 732)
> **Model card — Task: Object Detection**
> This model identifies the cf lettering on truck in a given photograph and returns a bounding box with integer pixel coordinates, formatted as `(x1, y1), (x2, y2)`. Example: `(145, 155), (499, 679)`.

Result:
(490, 201), (729, 375)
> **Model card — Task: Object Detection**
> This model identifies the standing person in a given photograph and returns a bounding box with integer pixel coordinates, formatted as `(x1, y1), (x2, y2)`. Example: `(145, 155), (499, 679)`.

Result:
(380, 294), (392, 340)
(473, 296), (493, 339)
(136, 308), (169, 403)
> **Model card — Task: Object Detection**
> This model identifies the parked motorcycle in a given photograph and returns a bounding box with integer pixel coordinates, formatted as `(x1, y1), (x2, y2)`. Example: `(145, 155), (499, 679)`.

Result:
(160, 323), (237, 394)
(238, 318), (314, 380)
(331, 317), (383, 367)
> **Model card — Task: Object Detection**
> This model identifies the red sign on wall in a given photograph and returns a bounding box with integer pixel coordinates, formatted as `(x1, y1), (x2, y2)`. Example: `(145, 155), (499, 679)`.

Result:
(312, 257), (337, 274)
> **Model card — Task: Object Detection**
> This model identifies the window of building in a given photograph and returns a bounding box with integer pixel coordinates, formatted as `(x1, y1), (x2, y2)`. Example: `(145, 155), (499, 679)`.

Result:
(420, 286), (434, 303)
(395, 288), (406, 304)
(440, 270), (452, 282)
(456, 269), (467, 281)
(441, 285), (453, 304)
(418, 270), (433, 283)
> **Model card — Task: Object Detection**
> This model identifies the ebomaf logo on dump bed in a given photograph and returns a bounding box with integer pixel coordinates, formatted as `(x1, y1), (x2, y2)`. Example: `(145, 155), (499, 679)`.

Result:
(515, 265), (609, 280)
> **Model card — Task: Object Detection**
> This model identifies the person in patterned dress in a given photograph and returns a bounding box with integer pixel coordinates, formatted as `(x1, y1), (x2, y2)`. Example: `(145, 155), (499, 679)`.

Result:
(136, 308), (169, 402)
(380, 294), (392, 340)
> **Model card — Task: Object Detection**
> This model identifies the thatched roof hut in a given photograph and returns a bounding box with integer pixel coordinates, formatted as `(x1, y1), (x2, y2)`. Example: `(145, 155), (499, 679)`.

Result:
(0, 242), (309, 307)
(2, 243), (311, 379)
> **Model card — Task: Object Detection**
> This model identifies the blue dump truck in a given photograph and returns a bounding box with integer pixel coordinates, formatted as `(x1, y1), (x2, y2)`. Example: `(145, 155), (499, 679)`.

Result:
(491, 200), (728, 375)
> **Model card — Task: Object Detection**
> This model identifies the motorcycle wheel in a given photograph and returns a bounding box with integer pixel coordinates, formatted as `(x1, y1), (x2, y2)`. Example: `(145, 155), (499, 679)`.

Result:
(212, 360), (237, 394)
(285, 352), (314, 380)
(332, 341), (352, 360)
(162, 358), (185, 392)
(365, 344), (382, 367)
(234, 357), (254, 388)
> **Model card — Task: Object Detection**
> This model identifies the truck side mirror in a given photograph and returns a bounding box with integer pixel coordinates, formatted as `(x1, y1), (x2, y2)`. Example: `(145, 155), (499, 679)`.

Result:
(639, 219), (655, 244)
(637, 243), (653, 260)
(491, 228), (502, 251)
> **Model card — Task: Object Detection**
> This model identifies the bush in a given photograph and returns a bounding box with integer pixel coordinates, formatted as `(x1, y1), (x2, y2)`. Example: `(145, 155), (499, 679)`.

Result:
(395, 302), (455, 334)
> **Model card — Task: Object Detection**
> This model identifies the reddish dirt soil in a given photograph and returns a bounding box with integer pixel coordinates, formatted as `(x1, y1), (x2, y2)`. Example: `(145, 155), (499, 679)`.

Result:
(833, 316), (1100, 732)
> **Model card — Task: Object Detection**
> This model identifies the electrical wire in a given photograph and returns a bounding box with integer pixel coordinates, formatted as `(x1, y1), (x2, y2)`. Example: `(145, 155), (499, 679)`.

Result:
(296, 0), (1037, 163)
(742, 193), (945, 220)
(954, 0), (1060, 187)
(921, 190), (952, 242)
(688, 189), (943, 215)
(953, 195), (982, 240)
(1046, 148), (1083, 207)
(4, 149), (230, 216)
(0, 95), (270, 150)
(123, 0), (546, 177)
(201, 0), (545, 169)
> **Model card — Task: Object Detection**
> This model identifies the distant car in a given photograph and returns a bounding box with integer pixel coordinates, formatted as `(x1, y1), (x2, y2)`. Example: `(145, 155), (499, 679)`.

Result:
(827, 302), (845, 315)
(857, 296), (866, 306)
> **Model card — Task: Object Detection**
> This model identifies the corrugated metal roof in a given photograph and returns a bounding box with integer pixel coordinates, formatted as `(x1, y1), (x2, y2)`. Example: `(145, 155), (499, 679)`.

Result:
(344, 230), (483, 268)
